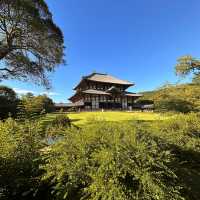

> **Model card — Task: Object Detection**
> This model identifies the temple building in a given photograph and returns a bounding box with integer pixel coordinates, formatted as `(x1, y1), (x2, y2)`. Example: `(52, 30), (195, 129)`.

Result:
(68, 72), (143, 110)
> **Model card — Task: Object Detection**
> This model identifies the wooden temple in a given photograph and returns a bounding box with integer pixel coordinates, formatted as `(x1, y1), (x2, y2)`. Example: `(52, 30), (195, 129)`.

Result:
(68, 72), (143, 110)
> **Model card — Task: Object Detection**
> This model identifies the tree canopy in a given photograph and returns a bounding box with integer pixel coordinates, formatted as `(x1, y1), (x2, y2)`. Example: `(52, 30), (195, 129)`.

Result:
(0, 85), (17, 101)
(0, 0), (65, 87)
(138, 83), (200, 113)
(0, 85), (18, 119)
(20, 93), (55, 118)
(176, 55), (200, 84)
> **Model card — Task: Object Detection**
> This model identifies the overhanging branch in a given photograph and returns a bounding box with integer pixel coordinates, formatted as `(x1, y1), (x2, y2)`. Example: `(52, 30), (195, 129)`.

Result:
(0, 67), (14, 74)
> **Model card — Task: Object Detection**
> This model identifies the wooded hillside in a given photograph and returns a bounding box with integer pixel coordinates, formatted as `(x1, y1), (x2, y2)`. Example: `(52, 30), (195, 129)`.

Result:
(138, 83), (200, 112)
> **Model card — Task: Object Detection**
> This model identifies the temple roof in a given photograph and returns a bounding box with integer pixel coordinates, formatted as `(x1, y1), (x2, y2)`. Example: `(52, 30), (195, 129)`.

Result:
(85, 73), (134, 85)
(55, 101), (84, 107)
(74, 73), (134, 90)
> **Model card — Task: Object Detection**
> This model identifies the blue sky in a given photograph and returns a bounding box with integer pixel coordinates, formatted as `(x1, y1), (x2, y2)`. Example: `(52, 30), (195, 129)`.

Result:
(2, 0), (200, 102)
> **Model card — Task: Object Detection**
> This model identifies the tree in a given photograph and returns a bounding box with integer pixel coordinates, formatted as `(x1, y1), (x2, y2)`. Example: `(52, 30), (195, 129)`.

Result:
(139, 83), (200, 113)
(0, 85), (18, 119)
(40, 95), (55, 113)
(0, 0), (65, 87)
(176, 55), (200, 84)
(21, 93), (54, 118)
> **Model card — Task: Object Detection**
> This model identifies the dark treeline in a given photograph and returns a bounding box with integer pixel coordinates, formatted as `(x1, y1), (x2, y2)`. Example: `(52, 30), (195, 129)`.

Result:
(0, 86), (55, 120)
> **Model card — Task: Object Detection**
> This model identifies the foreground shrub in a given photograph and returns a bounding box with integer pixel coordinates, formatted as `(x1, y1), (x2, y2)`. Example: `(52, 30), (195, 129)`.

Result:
(51, 114), (71, 128)
(45, 115), (72, 143)
(42, 122), (183, 200)
(146, 113), (200, 199)
(1, 113), (200, 199)
(150, 113), (200, 149)
(0, 118), (44, 199)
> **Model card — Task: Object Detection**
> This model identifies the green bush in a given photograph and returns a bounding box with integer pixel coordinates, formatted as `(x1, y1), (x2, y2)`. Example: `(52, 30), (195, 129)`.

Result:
(150, 113), (200, 147)
(45, 115), (71, 141)
(51, 114), (71, 128)
(146, 113), (200, 199)
(1, 113), (200, 199)
(0, 118), (44, 199)
(42, 122), (183, 200)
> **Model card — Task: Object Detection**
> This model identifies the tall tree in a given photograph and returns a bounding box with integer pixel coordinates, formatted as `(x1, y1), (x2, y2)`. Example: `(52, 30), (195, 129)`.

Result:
(175, 55), (200, 83)
(0, 0), (65, 87)
(21, 93), (54, 118)
(0, 85), (18, 118)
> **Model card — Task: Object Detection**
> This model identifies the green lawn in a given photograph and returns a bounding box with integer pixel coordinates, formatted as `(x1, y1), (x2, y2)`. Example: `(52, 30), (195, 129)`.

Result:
(43, 111), (169, 126)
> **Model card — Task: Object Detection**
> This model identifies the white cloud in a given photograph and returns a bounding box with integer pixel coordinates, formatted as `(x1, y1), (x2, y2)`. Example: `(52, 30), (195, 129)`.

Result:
(40, 92), (60, 96)
(13, 88), (60, 97)
(13, 88), (36, 95)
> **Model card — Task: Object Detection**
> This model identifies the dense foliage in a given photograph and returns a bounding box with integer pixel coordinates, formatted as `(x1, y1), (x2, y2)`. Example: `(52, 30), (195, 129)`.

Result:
(0, 86), (18, 119)
(176, 55), (200, 84)
(51, 114), (71, 128)
(138, 83), (200, 113)
(42, 113), (200, 200)
(0, 118), (44, 199)
(45, 114), (72, 140)
(0, 0), (64, 87)
(148, 113), (200, 200)
(0, 113), (200, 199)
(0, 85), (55, 119)
(19, 93), (55, 119)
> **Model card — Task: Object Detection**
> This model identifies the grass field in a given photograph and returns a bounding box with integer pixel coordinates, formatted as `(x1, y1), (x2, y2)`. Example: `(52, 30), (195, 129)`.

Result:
(42, 111), (169, 126)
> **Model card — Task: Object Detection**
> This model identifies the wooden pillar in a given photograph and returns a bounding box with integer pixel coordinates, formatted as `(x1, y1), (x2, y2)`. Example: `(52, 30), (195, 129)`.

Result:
(121, 95), (123, 110)
(130, 97), (133, 111)
(107, 95), (108, 109)
(90, 94), (92, 111)
(113, 95), (115, 110)
(98, 95), (99, 110)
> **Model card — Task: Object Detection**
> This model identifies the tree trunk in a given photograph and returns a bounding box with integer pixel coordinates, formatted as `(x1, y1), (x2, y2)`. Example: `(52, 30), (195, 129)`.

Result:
(0, 47), (11, 60)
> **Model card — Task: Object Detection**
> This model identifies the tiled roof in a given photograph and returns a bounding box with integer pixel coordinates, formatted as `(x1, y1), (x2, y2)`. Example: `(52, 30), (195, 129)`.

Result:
(55, 101), (84, 107)
(54, 103), (71, 107)
(141, 104), (154, 109)
(85, 73), (134, 85)
(125, 92), (143, 97)
(74, 73), (134, 90)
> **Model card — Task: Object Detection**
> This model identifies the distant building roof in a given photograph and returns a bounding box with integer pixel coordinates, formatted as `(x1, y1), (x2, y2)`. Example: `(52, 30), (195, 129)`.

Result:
(125, 92), (143, 97)
(141, 104), (154, 109)
(54, 103), (71, 107)
(74, 73), (134, 90)
(55, 101), (84, 108)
